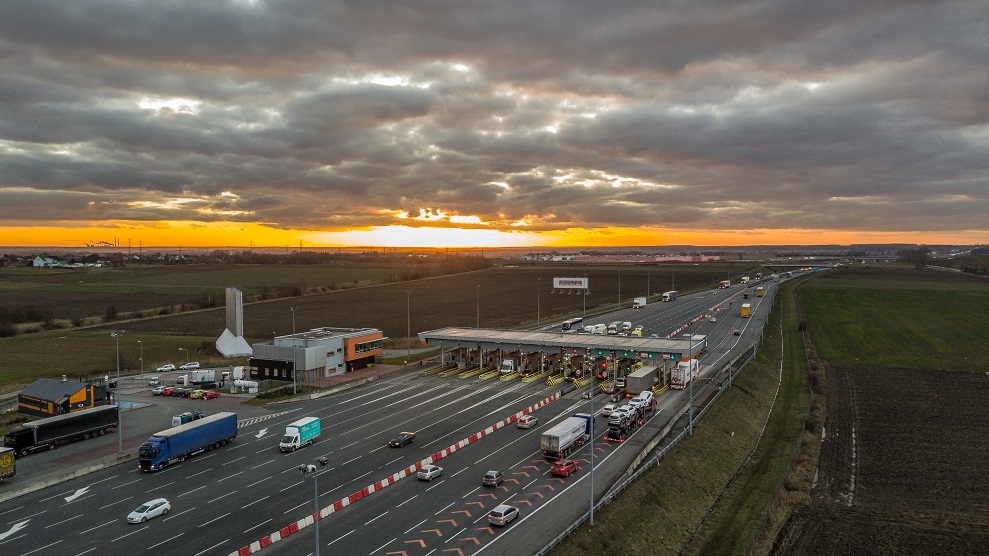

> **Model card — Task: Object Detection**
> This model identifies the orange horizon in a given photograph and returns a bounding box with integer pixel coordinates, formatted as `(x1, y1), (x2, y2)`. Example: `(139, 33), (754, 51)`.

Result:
(1, 222), (985, 249)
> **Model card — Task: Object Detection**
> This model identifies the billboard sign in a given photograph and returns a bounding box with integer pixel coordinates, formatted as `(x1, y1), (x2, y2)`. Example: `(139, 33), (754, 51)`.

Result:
(553, 277), (589, 289)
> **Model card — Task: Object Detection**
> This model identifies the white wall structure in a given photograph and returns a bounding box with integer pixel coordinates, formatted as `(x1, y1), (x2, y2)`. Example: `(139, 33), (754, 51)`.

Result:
(216, 287), (252, 357)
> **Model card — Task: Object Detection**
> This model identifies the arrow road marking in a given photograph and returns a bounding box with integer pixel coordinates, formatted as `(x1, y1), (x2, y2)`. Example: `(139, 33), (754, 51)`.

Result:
(65, 487), (91, 503)
(0, 520), (29, 541)
(255, 428), (268, 439)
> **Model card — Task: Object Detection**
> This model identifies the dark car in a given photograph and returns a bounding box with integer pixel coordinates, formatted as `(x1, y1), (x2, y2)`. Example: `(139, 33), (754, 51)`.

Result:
(733, 330), (741, 336)
(389, 432), (416, 447)
(550, 459), (579, 477)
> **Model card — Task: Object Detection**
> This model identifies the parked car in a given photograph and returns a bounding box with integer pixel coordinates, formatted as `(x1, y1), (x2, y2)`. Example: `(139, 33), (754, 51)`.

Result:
(517, 415), (537, 429)
(175, 388), (193, 398)
(488, 504), (519, 526)
(482, 470), (504, 486)
(179, 362), (200, 370)
(189, 390), (205, 399)
(201, 390), (220, 400)
(601, 404), (615, 416)
(550, 459), (578, 477)
(147, 376), (160, 386)
(156, 364), (176, 373)
(160, 387), (175, 396)
(389, 432), (416, 447)
(417, 464), (443, 481)
(127, 498), (170, 523)
(151, 386), (166, 396)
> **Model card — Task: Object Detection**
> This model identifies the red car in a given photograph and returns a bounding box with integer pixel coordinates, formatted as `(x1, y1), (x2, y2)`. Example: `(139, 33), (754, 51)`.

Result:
(201, 390), (220, 399)
(550, 459), (578, 477)
(161, 387), (175, 396)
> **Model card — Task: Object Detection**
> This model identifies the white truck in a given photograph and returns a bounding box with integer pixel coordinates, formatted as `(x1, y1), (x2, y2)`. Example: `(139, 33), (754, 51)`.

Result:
(662, 291), (678, 302)
(607, 321), (622, 335)
(500, 357), (522, 375)
(190, 369), (215, 384)
(632, 297), (647, 309)
(592, 323), (607, 335)
(540, 414), (592, 459)
(670, 359), (699, 389)
(279, 417), (321, 452)
(741, 276), (750, 284)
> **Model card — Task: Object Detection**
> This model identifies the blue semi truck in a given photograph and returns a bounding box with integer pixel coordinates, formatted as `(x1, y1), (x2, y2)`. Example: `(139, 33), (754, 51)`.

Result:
(138, 412), (237, 472)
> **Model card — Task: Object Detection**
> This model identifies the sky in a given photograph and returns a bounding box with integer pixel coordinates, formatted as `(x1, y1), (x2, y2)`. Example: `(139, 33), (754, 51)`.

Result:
(1, 1), (987, 248)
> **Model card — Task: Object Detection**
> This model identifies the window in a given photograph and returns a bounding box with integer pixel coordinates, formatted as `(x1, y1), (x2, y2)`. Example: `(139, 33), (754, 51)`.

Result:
(354, 339), (382, 354)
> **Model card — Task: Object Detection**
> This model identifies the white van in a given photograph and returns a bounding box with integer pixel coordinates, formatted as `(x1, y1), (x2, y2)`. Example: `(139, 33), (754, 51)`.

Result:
(638, 390), (654, 407)
(621, 321), (632, 331)
(592, 324), (607, 335)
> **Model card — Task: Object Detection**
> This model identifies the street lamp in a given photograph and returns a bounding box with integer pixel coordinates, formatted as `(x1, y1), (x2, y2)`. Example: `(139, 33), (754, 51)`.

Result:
(582, 275), (587, 318)
(537, 277), (541, 327)
(588, 367), (595, 527)
(476, 285), (480, 328)
(179, 347), (188, 364)
(290, 307), (298, 395)
(300, 461), (324, 556)
(406, 291), (411, 364)
(688, 331), (694, 435)
(138, 340), (143, 376)
(110, 331), (124, 454)
(617, 269), (621, 306)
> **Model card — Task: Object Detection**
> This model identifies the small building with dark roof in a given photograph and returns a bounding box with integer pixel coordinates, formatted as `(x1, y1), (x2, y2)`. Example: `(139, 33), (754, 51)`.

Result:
(18, 378), (109, 418)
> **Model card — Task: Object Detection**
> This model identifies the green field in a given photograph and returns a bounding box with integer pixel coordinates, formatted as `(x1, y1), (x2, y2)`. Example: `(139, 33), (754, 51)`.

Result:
(801, 268), (989, 370)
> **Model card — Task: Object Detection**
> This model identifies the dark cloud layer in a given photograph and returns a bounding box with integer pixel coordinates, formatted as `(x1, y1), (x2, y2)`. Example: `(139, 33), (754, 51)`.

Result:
(0, 0), (987, 236)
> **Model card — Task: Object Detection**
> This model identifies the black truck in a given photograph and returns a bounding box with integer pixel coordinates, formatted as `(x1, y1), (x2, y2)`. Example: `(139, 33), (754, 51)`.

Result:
(3, 405), (118, 457)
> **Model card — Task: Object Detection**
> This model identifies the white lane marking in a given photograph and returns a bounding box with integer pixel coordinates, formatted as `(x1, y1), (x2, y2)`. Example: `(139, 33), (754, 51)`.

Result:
(44, 513), (84, 529)
(222, 456), (247, 466)
(207, 491), (237, 504)
(0, 505), (23, 517)
(242, 496), (270, 509)
(71, 547), (96, 556)
(64, 487), (91, 503)
(100, 496), (134, 510)
(21, 539), (62, 555)
(395, 495), (417, 508)
(198, 512), (230, 528)
(148, 532), (183, 550)
(278, 480), (303, 493)
(0, 520), (30, 541)
(255, 427), (269, 439)
(217, 471), (243, 482)
(193, 537), (229, 556)
(326, 528), (355, 545)
(111, 479), (141, 489)
(177, 485), (208, 497)
(370, 537), (396, 555)
(162, 507), (197, 522)
(110, 525), (148, 542)
(243, 518), (272, 534)
(364, 511), (388, 525)
(78, 519), (115, 534)
(147, 480), (175, 493)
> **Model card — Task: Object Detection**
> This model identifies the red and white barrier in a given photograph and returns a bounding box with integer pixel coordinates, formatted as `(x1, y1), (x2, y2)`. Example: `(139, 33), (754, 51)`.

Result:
(229, 391), (562, 555)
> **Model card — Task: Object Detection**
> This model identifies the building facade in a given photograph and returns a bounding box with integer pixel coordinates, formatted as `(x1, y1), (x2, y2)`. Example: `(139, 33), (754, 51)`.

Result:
(249, 327), (385, 384)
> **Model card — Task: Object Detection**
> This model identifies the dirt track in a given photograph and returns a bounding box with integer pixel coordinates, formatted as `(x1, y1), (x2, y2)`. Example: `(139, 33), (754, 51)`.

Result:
(773, 365), (989, 555)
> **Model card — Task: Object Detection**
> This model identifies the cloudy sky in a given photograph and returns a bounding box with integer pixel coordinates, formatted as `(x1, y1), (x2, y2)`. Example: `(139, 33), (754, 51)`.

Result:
(1, 0), (987, 247)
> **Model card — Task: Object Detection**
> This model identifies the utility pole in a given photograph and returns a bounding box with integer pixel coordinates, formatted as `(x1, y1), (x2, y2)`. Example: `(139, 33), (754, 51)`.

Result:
(290, 307), (298, 395)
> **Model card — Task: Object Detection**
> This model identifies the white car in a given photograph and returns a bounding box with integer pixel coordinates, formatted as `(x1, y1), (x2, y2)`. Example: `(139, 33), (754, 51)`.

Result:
(601, 404), (616, 416)
(179, 362), (200, 370)
(127, 498), (170, 523)
(417, 464), (443, 481)
(151, 386), (166, 396)
(709, 317), (717, 323)
(156, 364), (176, 372)
(517, 415), (538, 429)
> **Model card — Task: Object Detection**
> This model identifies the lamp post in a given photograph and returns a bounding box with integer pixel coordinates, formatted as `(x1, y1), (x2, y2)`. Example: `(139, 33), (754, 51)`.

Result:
(537, 277), (541, 327)
(110, 331), (123, 454)
(300, 463), (322, 556)
(617, 269), (621, 306)
(290, 307), (298, 395)
(688, 331), (694, 435)
(476, 285), (480, 328)
(138, 340), (143, 376)
(179, 347), (188, 364)
(582, 276), (587, 318)
(406, 291), (411, 364)
(588, 366), (595, 527)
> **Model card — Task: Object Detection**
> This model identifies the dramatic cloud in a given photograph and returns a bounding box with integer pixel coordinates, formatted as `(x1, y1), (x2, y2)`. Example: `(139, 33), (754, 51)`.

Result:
(0, 0), (987, 244)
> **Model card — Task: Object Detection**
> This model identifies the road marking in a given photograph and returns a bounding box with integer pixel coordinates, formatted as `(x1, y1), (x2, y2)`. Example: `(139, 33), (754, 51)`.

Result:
(162, 507), (197, 522)
(6, 510), (44, 522)
(78, 519), (115, 534)
(64, 487), (91, 503)
(100, 496), (133, 510)
(0, 520), (30, 541)
(278, 480), (303, 493)
(21, 539), (62, 555)
(327, 528), (355, 545)
(433, 502), (455, 516)
(207, 491), (237, 504)
(341, 455), (361, 465)
(242, 496), (270, 509)
(198, 512), (230, 528)
(283, 500), (311, 514)
(70, 547), (96, 556)
(45, 514), (84, 528)
(148, 532), (183, 550)
(404, 519), (428, 534)
(0, 506), (23, 517)
(372, 537), (398, 554)
(110, 525), (148, 542)
(395, 495), (418, 508)
(217, 471), (243, 482)
(187, 468), (213, 478)
(177, 485), (208, 497)
(222, 456), (246, 466)
(243, 518), (272, 534)
(364, 511), (388, 525)
(147, 480), (175, 492)
(193, 537), (229, 556)
(255, 427), (269, 439)
(111, 478), (141, 489)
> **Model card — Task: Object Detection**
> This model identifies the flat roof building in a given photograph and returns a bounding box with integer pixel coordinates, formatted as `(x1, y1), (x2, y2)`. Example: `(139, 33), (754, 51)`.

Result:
(249, 327), (385, 384)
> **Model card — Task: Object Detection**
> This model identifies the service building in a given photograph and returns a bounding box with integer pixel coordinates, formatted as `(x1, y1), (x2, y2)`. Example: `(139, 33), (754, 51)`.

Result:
(249, 327), (385, 384)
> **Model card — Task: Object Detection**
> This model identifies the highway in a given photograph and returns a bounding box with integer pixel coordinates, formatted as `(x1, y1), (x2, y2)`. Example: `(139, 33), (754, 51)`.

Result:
(0, 279), (781, 556)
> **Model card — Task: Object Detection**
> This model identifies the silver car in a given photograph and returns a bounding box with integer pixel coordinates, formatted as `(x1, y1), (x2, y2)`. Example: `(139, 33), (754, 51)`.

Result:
(417, 464), (443, 481)
(127, 498), (170, 523)
(488, 504), (519, 526)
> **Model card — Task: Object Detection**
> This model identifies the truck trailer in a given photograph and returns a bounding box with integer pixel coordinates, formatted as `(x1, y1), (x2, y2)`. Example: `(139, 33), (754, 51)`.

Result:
(3, 405), (118, 457)
(0, 447), (14, 481)
(632, 297), (647, 309)
(662, 291), (678, 302)
(756, 287), (764, 297)
(740, 303), (751, 317)
(719, 280), (731, 289)
(670, 359), (699, 390)
(138, 412), (237, 472)
(541, 415), (592, 459)
(625, 365), (660, 395)
(279, 417), (321, 452)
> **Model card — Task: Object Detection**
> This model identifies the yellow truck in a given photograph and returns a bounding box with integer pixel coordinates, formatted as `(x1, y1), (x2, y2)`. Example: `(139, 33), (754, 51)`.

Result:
(756, 286), (764, 297)
(740, 303), (751, 318)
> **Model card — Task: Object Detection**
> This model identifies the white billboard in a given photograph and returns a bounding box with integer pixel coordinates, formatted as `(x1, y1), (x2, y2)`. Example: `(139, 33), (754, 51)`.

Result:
(553, 277), (589, 289)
